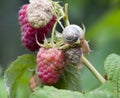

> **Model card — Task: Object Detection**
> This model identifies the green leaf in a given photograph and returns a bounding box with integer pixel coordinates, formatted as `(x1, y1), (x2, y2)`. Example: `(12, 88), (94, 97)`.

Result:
(30, 54), (120, 98)
(104, 54), (120, 80)
(85, 81), (114, 98)
(104, 54), (120, 97)
(0, 78), (7, 98)
(55, 64), (82, 92)
(30, 86), (83, 98)
(30, 81), (114, 98)
(4, 54), (36, 98)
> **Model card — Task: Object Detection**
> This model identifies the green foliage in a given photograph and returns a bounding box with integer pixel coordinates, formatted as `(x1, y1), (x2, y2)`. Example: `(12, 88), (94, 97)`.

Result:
(55, 64), (81, 91)
(4, 54), (82, 98)
(4, 54), (81, 98)
(30, 86), (83, 98)
(0, 78), (8, 98)
(30, 54), (120, 98)
(3, 49), (120, 98)
(84, 81), (114, 98)
(4, 54), (36, 98)
(30, 82), (114, 98)
(104, 54), (120, 97)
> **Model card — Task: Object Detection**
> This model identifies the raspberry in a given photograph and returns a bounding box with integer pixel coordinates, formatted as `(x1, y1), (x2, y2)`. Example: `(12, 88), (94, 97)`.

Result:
(27, 0), (54, 28)
(29, 75), (38, 92)
(65, 47), (82, 64)
(21, 23), (43, 51)
(18, 4), (56, 51)
(18, 4), (28, 25)
(65, 47), (83, 70)
(36, 48), (65, 85)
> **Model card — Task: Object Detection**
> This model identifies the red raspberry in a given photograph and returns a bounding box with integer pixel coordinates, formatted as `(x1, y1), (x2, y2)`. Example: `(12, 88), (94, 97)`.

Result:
(36, 48), (65, 85)
(18, 4), (28, 25)
(18, 4), (56, 51)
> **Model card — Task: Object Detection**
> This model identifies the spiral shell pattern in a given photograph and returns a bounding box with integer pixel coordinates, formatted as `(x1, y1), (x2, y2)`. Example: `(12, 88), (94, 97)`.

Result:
(62, 24), (84, 44)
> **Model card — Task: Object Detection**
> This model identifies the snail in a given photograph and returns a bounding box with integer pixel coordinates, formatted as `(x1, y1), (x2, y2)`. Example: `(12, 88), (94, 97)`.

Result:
(62, 24), (90, 53)
(62, 24), (84, 44)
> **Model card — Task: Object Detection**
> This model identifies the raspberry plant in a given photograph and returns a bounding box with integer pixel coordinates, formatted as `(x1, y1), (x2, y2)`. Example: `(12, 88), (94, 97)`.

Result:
(4, 0), (120, 98)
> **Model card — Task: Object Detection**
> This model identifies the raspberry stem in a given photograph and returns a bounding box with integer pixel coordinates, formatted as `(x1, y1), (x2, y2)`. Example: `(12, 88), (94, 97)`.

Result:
(51, 14), (64, 46)
(59, 3), (70, 26)
(51, 22), (57, 46)
(64, 3), (70, 26)
(81, 55), (106, 84)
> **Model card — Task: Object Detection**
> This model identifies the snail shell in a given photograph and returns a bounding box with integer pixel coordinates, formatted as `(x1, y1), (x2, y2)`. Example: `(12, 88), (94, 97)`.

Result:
(62, 24), (84, 44)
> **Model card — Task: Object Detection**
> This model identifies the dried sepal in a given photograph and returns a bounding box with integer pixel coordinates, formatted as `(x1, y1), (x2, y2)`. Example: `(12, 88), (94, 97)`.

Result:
(80, 39), (91, 54)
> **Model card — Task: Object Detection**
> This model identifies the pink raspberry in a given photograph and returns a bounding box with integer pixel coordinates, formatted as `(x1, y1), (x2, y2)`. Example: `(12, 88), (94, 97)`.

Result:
(18, 4), (56, 51)
(36, 48), (65, 85)
(18, 4), (28, 25)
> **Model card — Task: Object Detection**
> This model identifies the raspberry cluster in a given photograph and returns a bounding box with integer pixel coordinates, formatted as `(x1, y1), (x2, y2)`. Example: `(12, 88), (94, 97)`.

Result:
(18, 0), (86, 90)
(18, 4), (56, 51)
(36, 48), (65, 85)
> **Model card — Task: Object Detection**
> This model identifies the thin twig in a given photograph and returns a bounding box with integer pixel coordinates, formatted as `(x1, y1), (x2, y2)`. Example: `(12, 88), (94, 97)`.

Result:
(81, 55), (106, 84)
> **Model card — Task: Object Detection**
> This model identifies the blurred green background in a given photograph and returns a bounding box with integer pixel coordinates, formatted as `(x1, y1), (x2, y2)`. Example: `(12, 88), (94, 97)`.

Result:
(0, 0), (120, 97)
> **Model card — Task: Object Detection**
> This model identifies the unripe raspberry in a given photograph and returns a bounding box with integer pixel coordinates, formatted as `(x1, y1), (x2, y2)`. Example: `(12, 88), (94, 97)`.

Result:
(27, 0), (55, 28)
(36, 48), (65, 85)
